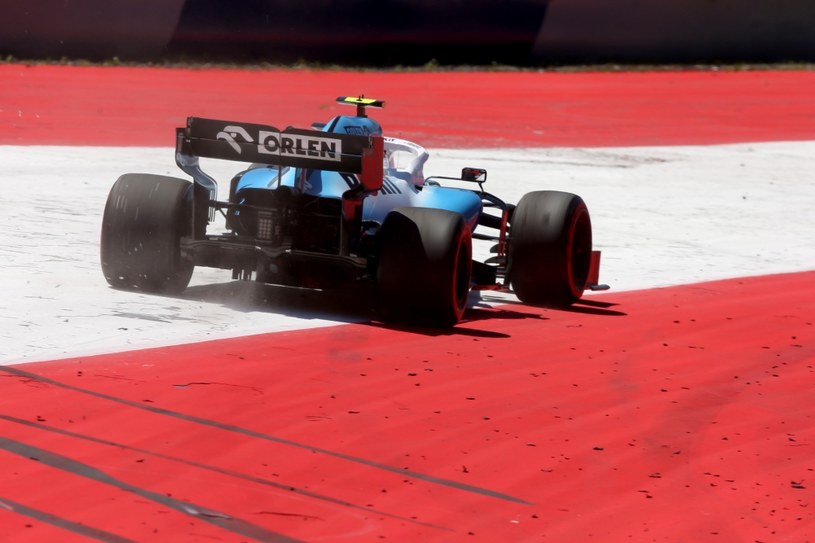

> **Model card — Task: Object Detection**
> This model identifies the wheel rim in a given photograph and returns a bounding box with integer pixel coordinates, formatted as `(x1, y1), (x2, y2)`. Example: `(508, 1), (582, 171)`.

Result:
(453, 236), (471, 313)
(569, 211), (592, 293)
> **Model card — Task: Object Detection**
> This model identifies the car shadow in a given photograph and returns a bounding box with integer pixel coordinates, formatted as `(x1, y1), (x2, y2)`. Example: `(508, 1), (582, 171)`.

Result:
(181, 281), (376, 323)
(474, 290), (627, 317)
(178, 281), (625, 337)
(362, 304), (547, 339)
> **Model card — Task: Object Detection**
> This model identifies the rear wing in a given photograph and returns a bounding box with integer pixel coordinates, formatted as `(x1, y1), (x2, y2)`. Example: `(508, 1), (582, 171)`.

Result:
(175, 117), (384, 191)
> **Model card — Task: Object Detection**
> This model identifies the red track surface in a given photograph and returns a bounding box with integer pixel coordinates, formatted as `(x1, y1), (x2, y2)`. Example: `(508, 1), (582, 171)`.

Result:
(2, 65), (815, 147)
(2, 65), (814, 541)
(2, 273), (814, 541)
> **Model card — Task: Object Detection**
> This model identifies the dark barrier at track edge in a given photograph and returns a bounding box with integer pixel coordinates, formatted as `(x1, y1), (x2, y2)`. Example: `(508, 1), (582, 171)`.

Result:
(1, 0), (814, 64)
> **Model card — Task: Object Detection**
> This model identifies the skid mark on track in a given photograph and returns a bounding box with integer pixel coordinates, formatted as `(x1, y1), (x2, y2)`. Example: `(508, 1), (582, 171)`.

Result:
(0, 437), (302, 543)
(0, 414), (452, 532)
(0, 497), (137, 543)
(0, 365), (532, 506)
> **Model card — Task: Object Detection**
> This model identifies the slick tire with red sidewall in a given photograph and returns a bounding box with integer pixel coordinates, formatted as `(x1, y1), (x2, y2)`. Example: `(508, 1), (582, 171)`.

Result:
(378, 207), (472, 327)
(509, 190), (592, 306)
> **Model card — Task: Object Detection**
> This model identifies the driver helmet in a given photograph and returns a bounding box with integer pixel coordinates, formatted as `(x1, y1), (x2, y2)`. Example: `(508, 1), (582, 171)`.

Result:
(323, 115), (383, 137)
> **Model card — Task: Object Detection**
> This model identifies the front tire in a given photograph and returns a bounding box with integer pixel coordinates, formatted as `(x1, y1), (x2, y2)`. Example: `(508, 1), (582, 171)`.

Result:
(509, 191), (592, 306)
(100, 174), (194, 294)
(377, 208), (472, 327)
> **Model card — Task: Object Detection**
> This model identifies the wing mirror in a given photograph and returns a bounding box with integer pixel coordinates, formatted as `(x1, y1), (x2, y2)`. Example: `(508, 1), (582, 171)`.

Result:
(461, 167), (487, 183)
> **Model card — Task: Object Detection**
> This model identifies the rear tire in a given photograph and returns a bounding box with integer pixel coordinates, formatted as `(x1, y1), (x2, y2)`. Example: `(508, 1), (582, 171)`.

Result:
(377, 208), (472, 327)
(509, 191), (592, 306)
(100, 174), (194, 294)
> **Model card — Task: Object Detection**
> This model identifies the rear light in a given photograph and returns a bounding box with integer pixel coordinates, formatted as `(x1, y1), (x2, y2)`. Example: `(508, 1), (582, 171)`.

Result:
(256, 210), (278, 242)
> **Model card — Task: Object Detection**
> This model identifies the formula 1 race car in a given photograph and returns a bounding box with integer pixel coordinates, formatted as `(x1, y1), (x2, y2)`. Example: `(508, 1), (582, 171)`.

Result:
(101, 96), (606, 326)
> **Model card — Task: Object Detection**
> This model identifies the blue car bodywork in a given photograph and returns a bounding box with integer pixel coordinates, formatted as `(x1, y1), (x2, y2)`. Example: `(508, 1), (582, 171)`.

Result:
(235, 163), (484, 231)
(174, 98), (499, 292)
